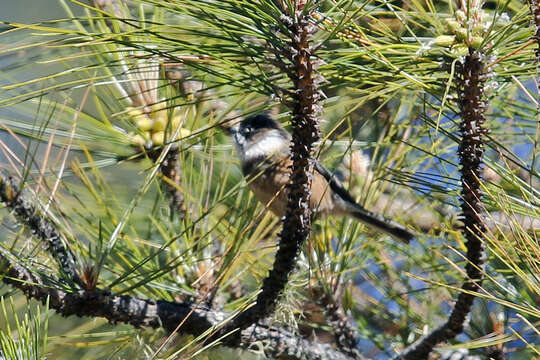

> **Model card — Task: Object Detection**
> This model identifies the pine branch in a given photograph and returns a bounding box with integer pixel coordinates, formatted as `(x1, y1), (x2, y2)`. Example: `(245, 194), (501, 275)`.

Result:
(0, 171), (82, 287)
(150, 146), (186, 218)
(528, 0), (540, 133)
(0, 252), (358, 360)
(398, 50), (489, 360)
(90, 0), (125, 29)
(485, 348), (505, 360)
(321, 293), (363, 360)
(528, 0), (540, 64)
(212, 1), (324, 344)
(160, 146), (186, 217)
(0, 167), (357, 360)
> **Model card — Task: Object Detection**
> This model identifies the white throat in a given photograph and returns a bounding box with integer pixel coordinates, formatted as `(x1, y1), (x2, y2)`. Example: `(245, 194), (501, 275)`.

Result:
(241, 130), (288, 162)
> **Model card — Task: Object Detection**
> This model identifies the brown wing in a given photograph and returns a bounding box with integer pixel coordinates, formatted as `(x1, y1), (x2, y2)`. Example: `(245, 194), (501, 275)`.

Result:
(246, 156), (338, 218)
(310, 165), (342, 216)
(246, 158), (414, 242)
(246, 156), (291, 217)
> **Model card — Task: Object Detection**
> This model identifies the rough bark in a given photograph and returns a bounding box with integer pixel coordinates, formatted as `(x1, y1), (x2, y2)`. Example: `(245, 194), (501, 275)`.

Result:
(398, 51), (488, 360)
(0, 254), (356, 360)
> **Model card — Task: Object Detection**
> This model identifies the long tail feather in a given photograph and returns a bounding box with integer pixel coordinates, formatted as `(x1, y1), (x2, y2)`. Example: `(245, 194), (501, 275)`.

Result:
(349, 205), (414, 243)
(314, 162), (415, 243)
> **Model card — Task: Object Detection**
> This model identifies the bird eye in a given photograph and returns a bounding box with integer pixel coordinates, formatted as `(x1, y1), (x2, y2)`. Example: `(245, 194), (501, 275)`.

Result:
(243, 127), (252, 136)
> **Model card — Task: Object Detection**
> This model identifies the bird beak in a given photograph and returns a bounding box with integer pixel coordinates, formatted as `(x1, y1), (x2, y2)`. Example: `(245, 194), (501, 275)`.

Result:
(227, 123), (244, 147)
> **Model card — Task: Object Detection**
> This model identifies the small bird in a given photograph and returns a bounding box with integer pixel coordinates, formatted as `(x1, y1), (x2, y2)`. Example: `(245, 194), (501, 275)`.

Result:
(228, 113), (414, 243)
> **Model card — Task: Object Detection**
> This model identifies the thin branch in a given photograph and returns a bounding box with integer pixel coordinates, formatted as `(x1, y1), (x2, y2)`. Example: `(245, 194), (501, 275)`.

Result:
(485, 348), (505, 360)
(89, 0), (126, 31)
(321, 293), (363, 360)
(0, 171), (82, 287)
(150, 145), (186, 218)
(528, 0), (540, 190)
(528, 0), (540, 65)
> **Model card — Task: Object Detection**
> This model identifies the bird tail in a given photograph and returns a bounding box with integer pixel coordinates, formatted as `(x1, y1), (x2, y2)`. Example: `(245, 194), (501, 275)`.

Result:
(313, 162), (414, 243)
(348, 204), (415, 244)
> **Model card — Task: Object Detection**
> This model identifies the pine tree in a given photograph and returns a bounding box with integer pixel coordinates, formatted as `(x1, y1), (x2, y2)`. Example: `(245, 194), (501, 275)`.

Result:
(0, 0), (538, 359)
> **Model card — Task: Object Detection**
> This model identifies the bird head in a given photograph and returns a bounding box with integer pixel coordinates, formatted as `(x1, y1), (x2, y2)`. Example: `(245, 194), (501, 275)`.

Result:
(230, 113), (290, 161)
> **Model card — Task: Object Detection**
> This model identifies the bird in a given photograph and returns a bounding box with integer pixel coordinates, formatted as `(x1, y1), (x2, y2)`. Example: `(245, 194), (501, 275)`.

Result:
(228, 113), (415, 243)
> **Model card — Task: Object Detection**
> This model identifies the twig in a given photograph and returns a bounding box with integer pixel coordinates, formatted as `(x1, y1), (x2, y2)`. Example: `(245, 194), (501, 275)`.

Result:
(322, 294), (363, 360)
(90, 0), (125, 30)
(150, 146), (186, 218)
(486, 39), (534, 69)
(485, 348), (505, 360)
(528, 0), (540, 64)
(0, 171), (82, 286)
